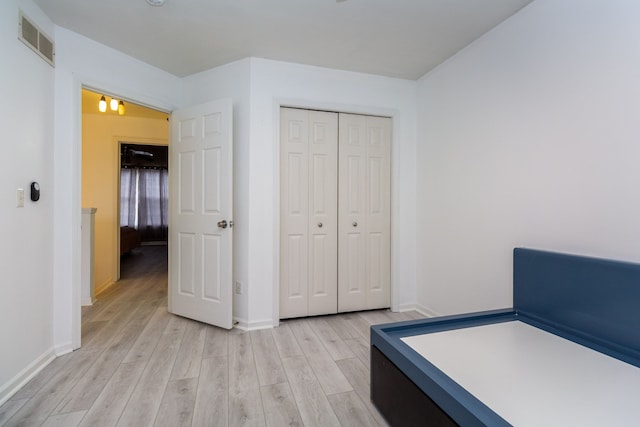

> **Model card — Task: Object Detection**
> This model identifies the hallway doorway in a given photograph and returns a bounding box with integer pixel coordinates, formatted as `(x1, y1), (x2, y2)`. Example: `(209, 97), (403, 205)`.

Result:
(81, 88), (169, 330)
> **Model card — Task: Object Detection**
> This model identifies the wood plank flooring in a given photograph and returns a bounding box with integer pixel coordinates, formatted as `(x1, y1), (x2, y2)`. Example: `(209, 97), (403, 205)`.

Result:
(0, 245), (426, 426)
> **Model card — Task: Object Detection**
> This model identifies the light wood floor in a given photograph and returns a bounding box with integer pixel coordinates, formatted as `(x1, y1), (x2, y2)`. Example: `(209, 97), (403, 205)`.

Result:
(0, 246), (425, 426)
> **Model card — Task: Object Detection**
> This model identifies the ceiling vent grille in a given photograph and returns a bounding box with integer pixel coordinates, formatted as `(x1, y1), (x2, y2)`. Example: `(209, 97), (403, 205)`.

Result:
(18, 11), (54, 67)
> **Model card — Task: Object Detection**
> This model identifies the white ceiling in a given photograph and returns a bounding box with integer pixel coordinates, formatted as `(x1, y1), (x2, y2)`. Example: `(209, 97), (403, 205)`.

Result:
(34, 0), (533, 80)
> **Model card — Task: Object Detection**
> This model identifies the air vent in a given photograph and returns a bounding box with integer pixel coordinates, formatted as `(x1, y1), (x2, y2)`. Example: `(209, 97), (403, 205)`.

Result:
(18, 11), (54, 67)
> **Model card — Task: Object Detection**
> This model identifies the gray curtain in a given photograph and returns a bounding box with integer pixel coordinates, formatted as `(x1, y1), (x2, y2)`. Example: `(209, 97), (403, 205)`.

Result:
(120, 168), (168, 241)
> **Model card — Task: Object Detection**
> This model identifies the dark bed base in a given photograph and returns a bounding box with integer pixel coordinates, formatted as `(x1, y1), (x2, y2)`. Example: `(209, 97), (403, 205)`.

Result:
(371, 345), (457, 427)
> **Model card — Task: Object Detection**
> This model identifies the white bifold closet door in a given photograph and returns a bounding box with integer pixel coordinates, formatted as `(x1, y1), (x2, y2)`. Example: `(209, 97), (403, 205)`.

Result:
(279, 108), (390, 319)
(337, 113), (391, 312)
(280, 108), (339, 318)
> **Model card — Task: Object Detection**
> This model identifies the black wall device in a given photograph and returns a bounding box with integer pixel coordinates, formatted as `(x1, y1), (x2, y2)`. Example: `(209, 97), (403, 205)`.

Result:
(30, 182), (40, 202)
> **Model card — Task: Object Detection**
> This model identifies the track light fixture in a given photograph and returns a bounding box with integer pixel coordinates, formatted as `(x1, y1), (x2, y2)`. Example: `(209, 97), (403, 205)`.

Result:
(97, 94), (125, 116)
(98, 95), (107, 112)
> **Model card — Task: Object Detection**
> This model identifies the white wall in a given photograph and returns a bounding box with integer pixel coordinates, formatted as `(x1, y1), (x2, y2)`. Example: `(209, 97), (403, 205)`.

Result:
(248, 58), (418, 327)
(182, 58), (417, 327)
(416, 0), (640, 316)
(182, 59), (252, 325)
(53, 27), (181, 352)
(0, 0), (55, 404)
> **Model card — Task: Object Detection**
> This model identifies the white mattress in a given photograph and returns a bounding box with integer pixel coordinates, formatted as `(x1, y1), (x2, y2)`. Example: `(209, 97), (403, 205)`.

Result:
(401, 321), (640, 427)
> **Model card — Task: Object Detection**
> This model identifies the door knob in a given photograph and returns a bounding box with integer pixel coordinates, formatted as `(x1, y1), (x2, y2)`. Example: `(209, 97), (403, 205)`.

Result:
(318, 222), (323, 228)
(352, 221), (358, 227)
(217, 219), (228, 229)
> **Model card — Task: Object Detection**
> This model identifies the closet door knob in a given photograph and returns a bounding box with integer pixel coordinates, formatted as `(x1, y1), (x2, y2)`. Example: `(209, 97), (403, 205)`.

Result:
(352, 221), (358, 227)
(318, 222), (323, 228)
(217, 219), (228, 229)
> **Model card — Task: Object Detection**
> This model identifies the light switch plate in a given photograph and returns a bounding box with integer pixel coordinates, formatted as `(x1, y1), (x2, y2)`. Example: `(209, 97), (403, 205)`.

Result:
(17, 188), (24, 207)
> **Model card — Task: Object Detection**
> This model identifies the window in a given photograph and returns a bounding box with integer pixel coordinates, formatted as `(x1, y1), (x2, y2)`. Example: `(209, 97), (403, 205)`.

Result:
(120, 167), (168, 242)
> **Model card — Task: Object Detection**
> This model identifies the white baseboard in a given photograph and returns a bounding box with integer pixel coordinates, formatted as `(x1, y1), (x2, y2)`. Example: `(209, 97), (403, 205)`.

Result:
(396, 303), (417, 312)
(95, 280), (114, 297)
(398, 303), (439, 318)
(0, 348), (56, 406)
(233, 317), (275, 331)
(81, 296), (95, 306)
(232, 318), (248, 331)
(54, 342), (74, 357)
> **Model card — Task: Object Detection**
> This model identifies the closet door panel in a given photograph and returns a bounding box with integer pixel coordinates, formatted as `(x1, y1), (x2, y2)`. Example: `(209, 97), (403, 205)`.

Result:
(346, 151), (366, 302)
(280, 108), (310, 318)
(308, 111), (338, 316)
(280, 108), (337, 319)
(338, 114), (390, 312)
(346, 232), (365, 291)
(284, 234), (308, 313)
(365, 116), (391, 309)
(338, 115), (368, 311)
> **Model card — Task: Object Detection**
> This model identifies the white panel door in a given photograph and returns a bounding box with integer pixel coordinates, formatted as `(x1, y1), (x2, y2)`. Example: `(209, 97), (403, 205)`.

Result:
(338, 113), (391, 312)
(169, 99), (233, 329)
(280, 108), (338, 318)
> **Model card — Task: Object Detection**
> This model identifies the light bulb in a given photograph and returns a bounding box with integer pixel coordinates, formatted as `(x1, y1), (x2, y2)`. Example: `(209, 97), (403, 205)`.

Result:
(118, 100), (126, 116)
(110, 98), (118, 111)
(98, 96), (107, 112)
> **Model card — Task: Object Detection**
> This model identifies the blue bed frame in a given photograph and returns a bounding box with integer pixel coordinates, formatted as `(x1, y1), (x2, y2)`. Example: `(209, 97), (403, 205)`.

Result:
(371, 248), (640, 426)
